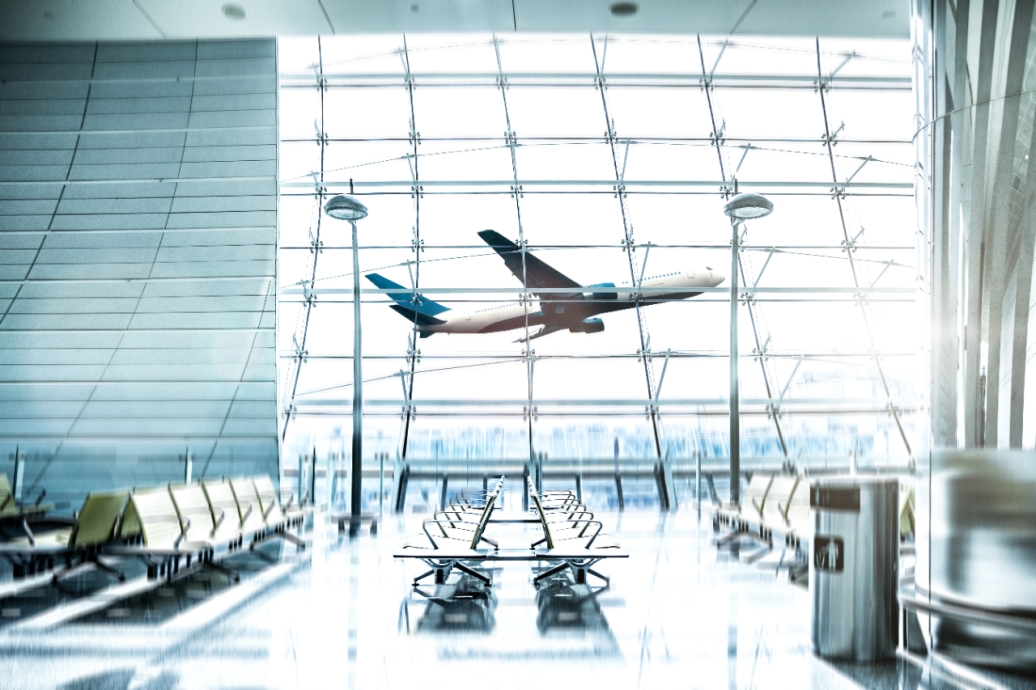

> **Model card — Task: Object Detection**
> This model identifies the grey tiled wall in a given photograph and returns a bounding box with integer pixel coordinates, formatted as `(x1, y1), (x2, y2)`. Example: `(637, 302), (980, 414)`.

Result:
(0, 40), (279, 506)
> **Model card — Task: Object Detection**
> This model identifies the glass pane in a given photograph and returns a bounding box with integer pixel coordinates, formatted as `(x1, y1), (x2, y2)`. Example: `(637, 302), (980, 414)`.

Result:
(412, 86), (507, 138)
(604, 87), (715, 139)
(322, 87), (412, 139)
(505, 87), (608, 138)
(496, 35), (598, 74)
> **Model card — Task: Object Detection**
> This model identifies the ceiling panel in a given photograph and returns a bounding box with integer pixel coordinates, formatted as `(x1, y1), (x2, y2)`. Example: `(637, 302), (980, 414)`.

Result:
(0, 0), (909, 41)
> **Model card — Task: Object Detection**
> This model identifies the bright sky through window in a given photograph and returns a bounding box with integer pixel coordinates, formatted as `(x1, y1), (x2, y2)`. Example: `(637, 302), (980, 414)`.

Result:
(277, 34), (917, 476)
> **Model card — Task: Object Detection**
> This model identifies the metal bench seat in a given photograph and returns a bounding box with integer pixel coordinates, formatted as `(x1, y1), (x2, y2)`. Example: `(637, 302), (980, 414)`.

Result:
(0, 488), (128, 581)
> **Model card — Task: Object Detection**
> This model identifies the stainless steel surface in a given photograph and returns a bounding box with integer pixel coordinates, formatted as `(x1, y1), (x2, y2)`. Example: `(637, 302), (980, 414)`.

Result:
(811, 476), (898, 661)
(927, 449), (1036, 669)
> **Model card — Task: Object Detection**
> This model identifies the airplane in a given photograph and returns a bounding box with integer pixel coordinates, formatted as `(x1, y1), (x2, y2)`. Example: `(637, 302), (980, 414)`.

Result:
(366, 229), (725, 342)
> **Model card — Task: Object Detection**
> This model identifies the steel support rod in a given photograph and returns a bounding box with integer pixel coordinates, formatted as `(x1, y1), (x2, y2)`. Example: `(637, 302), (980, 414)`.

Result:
(350, 219), (363, 537)
(730, 218), (741, 506)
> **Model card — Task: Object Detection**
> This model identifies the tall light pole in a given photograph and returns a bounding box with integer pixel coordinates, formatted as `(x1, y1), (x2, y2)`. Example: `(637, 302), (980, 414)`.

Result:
(324, 193), (368, 536)
(723, 192), (773, 505)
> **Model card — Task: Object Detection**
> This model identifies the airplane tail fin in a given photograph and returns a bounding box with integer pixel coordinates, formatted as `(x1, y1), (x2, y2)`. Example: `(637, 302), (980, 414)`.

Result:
(366, 273), (449, 326)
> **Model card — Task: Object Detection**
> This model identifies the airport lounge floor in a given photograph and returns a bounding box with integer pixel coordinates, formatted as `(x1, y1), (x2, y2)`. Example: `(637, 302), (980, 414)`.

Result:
(0, 506), (1033, 690)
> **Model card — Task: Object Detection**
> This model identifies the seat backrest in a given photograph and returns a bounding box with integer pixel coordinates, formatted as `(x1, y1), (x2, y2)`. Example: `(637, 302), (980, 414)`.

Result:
(0, 474), (15, 518)
(72, 489), (130, 549)
(169, 484), (216, 541)
(253, 475), (284, 523)
(900, 484), (915, 535)
(785, 478), (810, 528)
(743, 472), (774, 513)
(228, 476), (262, 523)
(468, 491), (497, 550)
(762, 475), (799, 523)
(530, 491), (554, 550)
(122, 487), (183, 548)
(202, 480), (243, 527)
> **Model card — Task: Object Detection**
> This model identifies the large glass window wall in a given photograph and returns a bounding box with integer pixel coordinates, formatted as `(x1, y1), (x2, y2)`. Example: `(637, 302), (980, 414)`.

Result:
(277, 34), (917, 509)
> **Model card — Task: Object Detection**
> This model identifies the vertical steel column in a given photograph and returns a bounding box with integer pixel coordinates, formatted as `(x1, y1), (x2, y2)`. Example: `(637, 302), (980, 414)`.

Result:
(400, 36), (422, 460)
(814, 38), (912, 457)
(492, 36), (536, 474)
(590, 34), (663, 459)
(379, 452), (385, 515)
(350, 218), (363, 535)
(281, 37), (327, 442)
(730, 218), (741, 505)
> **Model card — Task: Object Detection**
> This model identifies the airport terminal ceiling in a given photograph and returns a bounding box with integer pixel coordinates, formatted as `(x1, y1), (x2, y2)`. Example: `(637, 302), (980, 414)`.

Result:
(276, 33), (920, 474)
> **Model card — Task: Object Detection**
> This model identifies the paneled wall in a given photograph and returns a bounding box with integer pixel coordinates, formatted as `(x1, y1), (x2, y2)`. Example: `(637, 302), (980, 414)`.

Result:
(921, 0), (1036, 450)
(0, 40), (279, 506)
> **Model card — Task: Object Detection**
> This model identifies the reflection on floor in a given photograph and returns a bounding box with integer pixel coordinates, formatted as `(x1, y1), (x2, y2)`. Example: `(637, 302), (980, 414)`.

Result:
(0, 510), (1032, 689)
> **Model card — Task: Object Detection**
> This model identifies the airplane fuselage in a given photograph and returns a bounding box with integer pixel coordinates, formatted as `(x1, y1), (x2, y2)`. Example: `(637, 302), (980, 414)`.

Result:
(420, 268), (724, 335)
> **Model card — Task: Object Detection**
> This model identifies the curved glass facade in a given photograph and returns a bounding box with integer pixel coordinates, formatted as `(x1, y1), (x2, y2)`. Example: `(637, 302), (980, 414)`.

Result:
(277, 34), (917, 508)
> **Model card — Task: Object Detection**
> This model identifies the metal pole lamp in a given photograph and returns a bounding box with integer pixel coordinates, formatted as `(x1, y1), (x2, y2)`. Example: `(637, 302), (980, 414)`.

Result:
(722, 192), (773, 505)
(324, 193), (369, 536)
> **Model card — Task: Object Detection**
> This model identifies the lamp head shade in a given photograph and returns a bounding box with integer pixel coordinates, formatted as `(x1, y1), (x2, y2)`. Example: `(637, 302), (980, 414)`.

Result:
(723, 192), (773, 220)
(324, 195), (368, 221)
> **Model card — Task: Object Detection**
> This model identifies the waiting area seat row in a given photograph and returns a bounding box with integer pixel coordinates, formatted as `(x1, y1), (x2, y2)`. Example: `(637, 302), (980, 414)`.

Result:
(0, 475), (305, 583)
(710, 472), (915, 578)
(395, 476), (627, 589)
(0, 473), (53, 523)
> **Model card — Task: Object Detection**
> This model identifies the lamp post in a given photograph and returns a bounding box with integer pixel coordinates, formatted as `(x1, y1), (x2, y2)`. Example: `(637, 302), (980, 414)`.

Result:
(722, 192), (773, 505)
(324, 193), (369, 536)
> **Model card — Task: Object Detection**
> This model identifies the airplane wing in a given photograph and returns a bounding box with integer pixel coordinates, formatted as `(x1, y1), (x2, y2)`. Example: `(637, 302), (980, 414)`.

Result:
(513, 323), (566, 343)
(477, 230), (582, 299)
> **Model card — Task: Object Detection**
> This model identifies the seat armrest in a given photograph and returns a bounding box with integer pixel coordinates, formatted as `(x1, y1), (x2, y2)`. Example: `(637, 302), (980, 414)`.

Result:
(239, 501), (253, 525)
(34, 489), (47, 507)
(577, 520), (605, 546)
(210, 509), (226, 538)
(174, 517), (191, 549)
(21, 518), (36, 547)
(280, 491), (295, 511)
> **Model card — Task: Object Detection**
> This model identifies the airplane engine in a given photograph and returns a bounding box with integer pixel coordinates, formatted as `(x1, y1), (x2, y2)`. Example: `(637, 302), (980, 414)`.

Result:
(569, 317), (605, 334)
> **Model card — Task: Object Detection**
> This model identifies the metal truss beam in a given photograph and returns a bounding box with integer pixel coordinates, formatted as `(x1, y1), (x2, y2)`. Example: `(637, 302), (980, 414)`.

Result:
(281, 71), (911, 89)
(281, 179), (912, 190)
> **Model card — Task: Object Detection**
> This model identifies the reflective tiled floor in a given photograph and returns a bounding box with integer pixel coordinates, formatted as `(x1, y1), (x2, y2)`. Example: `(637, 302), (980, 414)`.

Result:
(0, 507), (1034, 689)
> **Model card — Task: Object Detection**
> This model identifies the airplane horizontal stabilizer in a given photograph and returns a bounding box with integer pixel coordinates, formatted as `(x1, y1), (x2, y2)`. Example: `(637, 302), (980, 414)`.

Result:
(388, 304), (446, 327)
(367, 273), (450, 326)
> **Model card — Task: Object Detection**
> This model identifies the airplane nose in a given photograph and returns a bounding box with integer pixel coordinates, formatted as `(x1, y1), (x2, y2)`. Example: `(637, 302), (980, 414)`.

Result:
(710, 270), (725, 286)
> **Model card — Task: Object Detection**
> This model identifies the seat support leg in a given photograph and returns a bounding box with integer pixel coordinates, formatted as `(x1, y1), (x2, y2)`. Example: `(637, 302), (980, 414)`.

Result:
(281, 531), (307, 550)
(411, 569), (434, 586)
(89, 555), (126, 582)
(533, 562), (568, 584)
(454, 563), (491, 585)
(205, 559), (241, 583)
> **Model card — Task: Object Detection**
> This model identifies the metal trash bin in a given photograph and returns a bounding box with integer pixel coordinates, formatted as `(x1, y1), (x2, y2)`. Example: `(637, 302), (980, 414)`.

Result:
(810, 476), (899, 661)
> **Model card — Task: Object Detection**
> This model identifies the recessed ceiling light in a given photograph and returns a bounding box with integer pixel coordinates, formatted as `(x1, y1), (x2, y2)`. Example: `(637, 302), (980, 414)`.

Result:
(610, 2), (639, 17)
(222, 4), (246, 20)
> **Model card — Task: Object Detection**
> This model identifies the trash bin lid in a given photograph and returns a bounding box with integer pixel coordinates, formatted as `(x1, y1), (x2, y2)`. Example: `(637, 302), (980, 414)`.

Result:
(810, 485), (860, 512)
(809, 476), (897, 512)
